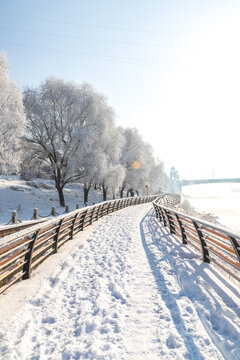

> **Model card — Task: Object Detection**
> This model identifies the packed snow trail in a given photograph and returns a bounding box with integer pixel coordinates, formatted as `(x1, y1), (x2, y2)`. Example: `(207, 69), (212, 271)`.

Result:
(0, 204), (240, 359)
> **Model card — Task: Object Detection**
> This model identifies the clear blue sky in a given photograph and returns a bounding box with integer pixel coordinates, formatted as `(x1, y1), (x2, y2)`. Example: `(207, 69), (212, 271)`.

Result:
(1, 0), (240, 180)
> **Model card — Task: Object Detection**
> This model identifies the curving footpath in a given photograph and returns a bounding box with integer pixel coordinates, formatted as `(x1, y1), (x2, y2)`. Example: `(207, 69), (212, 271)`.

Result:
(0, 203), (239, 359)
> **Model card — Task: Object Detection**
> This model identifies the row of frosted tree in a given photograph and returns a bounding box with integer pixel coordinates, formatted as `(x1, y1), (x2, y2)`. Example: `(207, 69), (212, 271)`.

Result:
(0, 52), (169, 206)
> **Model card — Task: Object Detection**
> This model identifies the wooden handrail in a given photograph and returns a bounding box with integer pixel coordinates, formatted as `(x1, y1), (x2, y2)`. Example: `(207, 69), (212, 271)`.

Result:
(153, 199), (240, 282)
(0, 194), (179, 295)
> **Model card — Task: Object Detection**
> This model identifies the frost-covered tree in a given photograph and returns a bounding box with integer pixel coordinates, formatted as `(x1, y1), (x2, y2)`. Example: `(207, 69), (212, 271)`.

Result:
(107, 164), (125, 199)
(95, 126), (125, 201)
(101, 163), (125, 201)
(23, 78), (122, 206)
(75, 93), (108, 203)
(135, 142), (154, 193)
(150, 161), (170, 193)
(73, 88), (122, 203)
(149, 161), (164, 193)
(119, 127), (168, 196)
(80, 145), (102, 204)
(0, 51), (26, 174)
(23, 78), (106, 206)
(119, 128), (148, 196)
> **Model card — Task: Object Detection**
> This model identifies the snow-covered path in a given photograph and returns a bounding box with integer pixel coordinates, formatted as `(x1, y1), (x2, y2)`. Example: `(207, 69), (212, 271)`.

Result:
(0, 204), (240, 359)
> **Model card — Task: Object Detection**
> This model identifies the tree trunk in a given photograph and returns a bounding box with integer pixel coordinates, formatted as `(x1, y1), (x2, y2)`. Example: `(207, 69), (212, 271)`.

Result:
(112, 191), (115, 199)
(120, 187), (124, 198)
(84, 185), (90, 204)
(127, 189), (134, 197)
(57, 186), (65, 207)
(103, 187), (107, 201)
(55, 169), (65, 206)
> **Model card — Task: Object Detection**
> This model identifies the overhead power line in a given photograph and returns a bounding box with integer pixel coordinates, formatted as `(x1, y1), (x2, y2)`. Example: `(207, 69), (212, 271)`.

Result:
(0, 26), (197, 49)
(0, 40), (186, 66)
(0, 13), (206, 37)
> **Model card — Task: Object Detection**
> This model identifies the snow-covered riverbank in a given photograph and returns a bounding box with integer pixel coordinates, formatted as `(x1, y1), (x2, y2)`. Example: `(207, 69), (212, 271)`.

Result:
(0, 204), (239, 359)
(182, 183), (240, 234)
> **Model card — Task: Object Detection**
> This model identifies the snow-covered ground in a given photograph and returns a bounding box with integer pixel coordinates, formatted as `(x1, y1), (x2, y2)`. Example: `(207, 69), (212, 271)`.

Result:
(0, 204), (239, 359)
(0, 176), (104, 226)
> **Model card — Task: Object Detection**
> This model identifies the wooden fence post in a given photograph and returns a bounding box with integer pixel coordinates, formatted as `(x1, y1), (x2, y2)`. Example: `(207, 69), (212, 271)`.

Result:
(90, 207), (95, 224)
(12, 211), (18, 224)
(107, 202), (112, 214)
(81, 210), (88, 230)
(228, 235), (240, 264)
(54, 219), (64, 253)
(161, 208), (167, 227)
(165, 210), (175, 234)
(23, 230), (40, 279)
(33, 208), (39, 220)
(175, 214), (187, 244)
(71, 213), (78, 239)
(96, 204), (101, 220)
(192, 221), (210, 263)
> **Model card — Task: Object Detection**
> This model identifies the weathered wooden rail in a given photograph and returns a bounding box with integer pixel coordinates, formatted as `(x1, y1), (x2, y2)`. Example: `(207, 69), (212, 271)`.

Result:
(153, 199), (240, 282)
(0, 194), (179, 295)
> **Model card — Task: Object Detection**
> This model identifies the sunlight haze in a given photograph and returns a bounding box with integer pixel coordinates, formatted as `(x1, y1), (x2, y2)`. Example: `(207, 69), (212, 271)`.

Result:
(0, 0), (239, 180)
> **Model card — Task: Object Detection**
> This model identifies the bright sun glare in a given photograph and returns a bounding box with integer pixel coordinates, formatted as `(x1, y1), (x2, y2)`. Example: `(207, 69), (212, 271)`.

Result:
(133, 161), (141, 169)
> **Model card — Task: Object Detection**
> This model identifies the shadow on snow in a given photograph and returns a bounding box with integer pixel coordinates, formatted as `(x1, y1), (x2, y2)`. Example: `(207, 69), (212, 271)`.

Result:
(139, 208), (240, 359)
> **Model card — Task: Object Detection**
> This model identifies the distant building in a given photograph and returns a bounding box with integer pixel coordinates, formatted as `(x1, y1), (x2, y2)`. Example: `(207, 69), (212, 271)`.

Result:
(170, 167), (181, 194)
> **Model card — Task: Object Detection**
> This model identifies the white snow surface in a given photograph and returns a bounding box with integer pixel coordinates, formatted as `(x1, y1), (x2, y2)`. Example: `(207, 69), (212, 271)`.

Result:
(0, 176), (103, 226)
(0, 204), (240, 359)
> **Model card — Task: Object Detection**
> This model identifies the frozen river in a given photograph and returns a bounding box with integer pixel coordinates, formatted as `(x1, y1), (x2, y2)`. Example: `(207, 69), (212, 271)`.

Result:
(182, 183), (240, 235)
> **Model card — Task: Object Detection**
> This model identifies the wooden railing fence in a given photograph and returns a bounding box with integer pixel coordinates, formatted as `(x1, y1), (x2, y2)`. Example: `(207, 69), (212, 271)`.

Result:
(0, 194), (179, 295)
(153, 199), (240, 282)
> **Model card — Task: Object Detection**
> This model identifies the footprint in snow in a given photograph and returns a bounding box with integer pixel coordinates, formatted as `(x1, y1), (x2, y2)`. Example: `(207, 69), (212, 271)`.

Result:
(42, 316), (56, 324)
